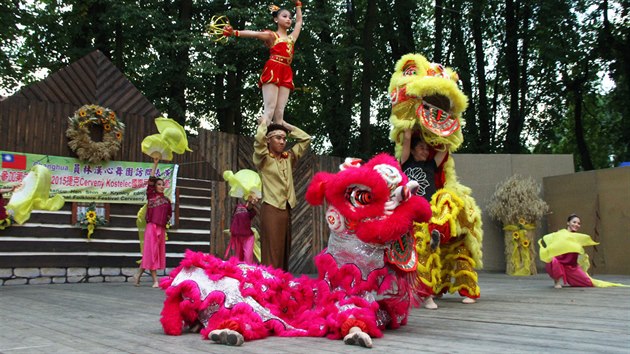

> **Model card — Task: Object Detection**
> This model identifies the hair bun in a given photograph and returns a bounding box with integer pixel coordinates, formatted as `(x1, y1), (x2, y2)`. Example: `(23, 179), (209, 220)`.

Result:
(269, 4), (280, 13)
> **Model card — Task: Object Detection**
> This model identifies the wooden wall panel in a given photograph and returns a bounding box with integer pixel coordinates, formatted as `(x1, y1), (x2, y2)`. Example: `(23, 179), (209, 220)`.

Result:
(0, 50), (346, 273)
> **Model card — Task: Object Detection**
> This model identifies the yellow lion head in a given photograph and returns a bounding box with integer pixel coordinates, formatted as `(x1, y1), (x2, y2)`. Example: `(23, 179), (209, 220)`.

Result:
(389, 53), (468, 157)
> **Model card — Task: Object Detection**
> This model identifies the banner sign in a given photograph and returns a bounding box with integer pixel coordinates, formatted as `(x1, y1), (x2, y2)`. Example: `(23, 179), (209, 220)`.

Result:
(0, 151), (178, 204)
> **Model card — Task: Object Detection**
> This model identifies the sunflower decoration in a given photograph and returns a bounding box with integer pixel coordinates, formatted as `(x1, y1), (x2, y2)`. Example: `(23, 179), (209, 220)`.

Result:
(488, 175), (549, 276)
(66, 104), (125, 164)
(76, 202), (107, 240)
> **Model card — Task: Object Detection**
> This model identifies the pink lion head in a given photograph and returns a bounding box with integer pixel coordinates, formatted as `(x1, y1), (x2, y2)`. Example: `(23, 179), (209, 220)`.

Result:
(306, 153), (432, 244)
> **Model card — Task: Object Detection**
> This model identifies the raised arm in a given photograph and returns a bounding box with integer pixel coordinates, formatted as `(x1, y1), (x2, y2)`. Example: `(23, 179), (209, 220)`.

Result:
(434, 148), (447, 167)
(290, 2), (303, 41)
(284, 121), (311, 160)
(253, 119), (270, 168)
(223, 26), (274, 43)
(400, 129), (412, 165)
(150, 157), (159, 179)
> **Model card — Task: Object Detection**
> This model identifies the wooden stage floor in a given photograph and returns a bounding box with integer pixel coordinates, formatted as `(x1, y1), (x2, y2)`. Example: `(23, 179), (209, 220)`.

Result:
(1, 272), (628, 353)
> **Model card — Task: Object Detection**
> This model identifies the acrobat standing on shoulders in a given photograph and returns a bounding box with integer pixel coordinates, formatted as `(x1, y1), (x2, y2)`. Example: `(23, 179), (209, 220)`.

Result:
(220, 1), (303, 126)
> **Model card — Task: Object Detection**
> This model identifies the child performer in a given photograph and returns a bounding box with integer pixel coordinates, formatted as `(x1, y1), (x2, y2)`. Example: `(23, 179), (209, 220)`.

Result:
(400, 128), (447, 309)
(134, 157), (172, 288)
(225, 194), (259, 264)
(221, 1), (303, 126)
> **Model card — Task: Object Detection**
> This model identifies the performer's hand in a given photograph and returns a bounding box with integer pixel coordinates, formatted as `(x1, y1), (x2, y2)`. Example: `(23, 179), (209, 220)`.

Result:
(222, 25), (234, 37)
(281, 121), (296, 132)
(434, 143), (446, 151)
(294, 0), (303, 7)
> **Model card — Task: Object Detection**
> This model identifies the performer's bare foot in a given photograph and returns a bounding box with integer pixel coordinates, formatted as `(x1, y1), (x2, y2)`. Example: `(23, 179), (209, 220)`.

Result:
(257, 116), (270, 126)
(462, 297), (476, 304)
(343, 327), (373, 348)
(209, 329), (244, 346)
(133, 272), (141, 287)
(152, 282), (159, 288)
(554, 279), (562, 289)
(423, 296), (438, 310)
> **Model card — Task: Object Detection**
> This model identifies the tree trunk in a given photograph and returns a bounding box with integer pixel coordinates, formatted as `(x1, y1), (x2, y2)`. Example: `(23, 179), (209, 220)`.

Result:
(518, 1), (531, 142)
(451, 0), (477, 150)
(567, 71), (594, 170)
(214, 72), (228, 132)
(165, 0), (192, 127)
(434, 0), (444, 63)
(395, 0), (416, 57)
(472, 0), (490, 152)
(114, 20), (125, 72)
(316, 0), (351, 157)
(359, 0), (378, 154)
(337, 0), (357, 156)
(504, 0), (521, 153)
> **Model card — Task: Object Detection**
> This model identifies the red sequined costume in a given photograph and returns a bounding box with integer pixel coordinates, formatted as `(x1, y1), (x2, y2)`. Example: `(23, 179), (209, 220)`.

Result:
(258, 31), (295, 90)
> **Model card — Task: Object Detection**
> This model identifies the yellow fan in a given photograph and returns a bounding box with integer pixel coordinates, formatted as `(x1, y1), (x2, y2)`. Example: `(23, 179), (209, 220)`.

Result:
(6, 165), (65, 224)
(141, 117), (191, 161)
(223, 169), (262, 199)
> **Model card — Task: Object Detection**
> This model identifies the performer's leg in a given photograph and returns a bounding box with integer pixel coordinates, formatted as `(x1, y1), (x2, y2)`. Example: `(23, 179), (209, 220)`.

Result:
(261, 84), (279, 124)
(150, 269), (158, 288)
(242, 235), (255, 264)
(133, 266), (143, 286)
(546, 257), (566, 288)
(272, 86), (291, 125)
(261, 203), (289, 269)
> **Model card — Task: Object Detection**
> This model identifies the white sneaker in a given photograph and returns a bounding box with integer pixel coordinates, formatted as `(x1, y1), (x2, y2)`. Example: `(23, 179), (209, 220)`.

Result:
(462, 297), (476, 304)
(423, 296), (438, 310)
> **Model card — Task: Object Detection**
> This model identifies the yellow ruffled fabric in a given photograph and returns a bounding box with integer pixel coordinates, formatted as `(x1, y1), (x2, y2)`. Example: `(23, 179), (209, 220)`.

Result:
(155, 117), (192, 154)
(504, 223), (536, 276)
(539, 229), (627, 287)
(538, 229), (598, 263)
(141, 117), (192, 161)
(142, 134), (174, 161)
(136, 204), (147, 263)
(223, 169), (262, 199)
(6, 165), (65, 225)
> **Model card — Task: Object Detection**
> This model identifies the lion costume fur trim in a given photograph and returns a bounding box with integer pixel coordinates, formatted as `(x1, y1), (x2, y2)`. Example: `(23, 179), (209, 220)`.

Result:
(388, 53), (468, 156)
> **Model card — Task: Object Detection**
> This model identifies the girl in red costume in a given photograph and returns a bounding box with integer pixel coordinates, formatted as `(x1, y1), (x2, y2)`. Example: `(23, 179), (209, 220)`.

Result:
(222, 2), (303, 126)
(134, 157), (172, 288)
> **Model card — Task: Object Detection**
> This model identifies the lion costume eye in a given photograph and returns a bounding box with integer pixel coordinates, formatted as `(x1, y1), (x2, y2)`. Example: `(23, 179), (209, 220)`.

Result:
(344, 185), (372, 207)
(402, 61), (417, 76)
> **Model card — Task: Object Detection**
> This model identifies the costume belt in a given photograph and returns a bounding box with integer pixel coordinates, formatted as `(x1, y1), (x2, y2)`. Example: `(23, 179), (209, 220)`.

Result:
(270, 55), (292, 66)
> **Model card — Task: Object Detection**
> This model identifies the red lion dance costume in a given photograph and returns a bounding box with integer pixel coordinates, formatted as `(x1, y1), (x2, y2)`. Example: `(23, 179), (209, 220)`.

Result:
(160, 154), (431, 347)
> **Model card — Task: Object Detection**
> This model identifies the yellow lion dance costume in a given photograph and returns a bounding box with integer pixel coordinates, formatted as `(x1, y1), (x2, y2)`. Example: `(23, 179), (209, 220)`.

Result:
(388, 53), (483, 301)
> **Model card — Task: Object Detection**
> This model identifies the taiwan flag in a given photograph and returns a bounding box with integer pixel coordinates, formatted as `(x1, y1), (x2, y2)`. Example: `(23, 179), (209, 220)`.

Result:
(2, 153), (27, 170)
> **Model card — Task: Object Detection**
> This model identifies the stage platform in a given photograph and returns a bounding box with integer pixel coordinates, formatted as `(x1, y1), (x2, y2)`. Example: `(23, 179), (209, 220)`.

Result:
(1, 272), (628, 353)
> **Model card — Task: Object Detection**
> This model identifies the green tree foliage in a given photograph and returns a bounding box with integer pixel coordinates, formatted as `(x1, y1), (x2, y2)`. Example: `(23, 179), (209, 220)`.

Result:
(0, 0), (627, 169)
